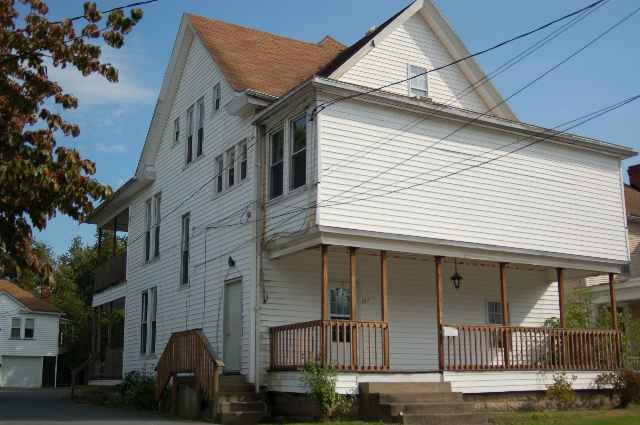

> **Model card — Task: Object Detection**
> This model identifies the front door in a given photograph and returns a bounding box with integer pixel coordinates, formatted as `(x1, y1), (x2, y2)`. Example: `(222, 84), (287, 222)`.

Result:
(223, 280), (242, 373)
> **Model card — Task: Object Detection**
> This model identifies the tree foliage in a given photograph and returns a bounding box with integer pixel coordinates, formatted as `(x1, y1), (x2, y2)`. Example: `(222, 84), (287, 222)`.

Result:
(0, 0), (145, 279)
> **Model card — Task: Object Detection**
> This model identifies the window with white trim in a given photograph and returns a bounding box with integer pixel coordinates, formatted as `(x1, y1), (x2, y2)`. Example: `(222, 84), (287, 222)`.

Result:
(144, 198), (151, 262)
(213, 83), (221, 112)
(289, 114), (307, 190)
(408, 64), (428, 98)
(24, 318), (34, 339)
(227, 147), (235, 188)
(215, 155), (224, 194)
(153, 193), (161, 258)
(140, 290), (148, 354)
(149, 287), (157, 353)
(239, 140), (248, 181)
(269, 129), (284, 199)
(180, 213), (190, 286)
(487, 301), (509, 325)
(10, 317), (21, 339)
(196, 97), (205, 157)
(173, 117), (180, 144)
(330, 287), (351, 342)
(186, 105), (194, 164)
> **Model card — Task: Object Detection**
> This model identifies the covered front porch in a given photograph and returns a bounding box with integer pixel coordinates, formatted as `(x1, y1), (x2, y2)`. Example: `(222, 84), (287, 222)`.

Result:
(268, 245), (623, 374)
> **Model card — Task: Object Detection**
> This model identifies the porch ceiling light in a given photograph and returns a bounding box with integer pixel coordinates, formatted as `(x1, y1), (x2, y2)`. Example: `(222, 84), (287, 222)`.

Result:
(451, 259), (463, 290)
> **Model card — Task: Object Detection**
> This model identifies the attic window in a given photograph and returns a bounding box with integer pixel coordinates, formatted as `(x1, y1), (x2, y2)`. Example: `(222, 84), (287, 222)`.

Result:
(408, 64), (428, 98)
(213, 83), (221, 112)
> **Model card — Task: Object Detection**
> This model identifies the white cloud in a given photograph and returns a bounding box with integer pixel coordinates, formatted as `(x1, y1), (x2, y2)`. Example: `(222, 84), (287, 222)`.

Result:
(96, 143), (128, 153)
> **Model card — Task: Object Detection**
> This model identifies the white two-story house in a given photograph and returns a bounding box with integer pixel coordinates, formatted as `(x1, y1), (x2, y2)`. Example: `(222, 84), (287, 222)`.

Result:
(0, 280), (62, 388)
(87, 0), (635, 418)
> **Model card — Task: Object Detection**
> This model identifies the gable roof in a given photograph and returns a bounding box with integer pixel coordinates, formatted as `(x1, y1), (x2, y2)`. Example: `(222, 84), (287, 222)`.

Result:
(0, 279), (61, 314)
(187, 13), (346, 98)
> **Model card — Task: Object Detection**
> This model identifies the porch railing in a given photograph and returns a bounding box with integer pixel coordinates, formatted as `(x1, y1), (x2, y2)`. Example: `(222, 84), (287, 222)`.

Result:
(443, 324), (623, 371)
(94, 251), (127, 293)
(270, 320), (389, 371)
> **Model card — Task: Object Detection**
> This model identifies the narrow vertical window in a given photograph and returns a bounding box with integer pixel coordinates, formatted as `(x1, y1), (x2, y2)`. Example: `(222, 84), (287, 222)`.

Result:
(487, 301), (509, 324)
(239, 140), (248, 181)
(140, 290), (148, 354)
(408, 64), (428, 98)
(180, 213), (190, 286)
(227, 147), (235, 188)
(290, 114), (307, 190)
(186, 105), (194, 164)
(144, 198), (151, 262)
(173, 117), (180, 144)
(10, 317), (21, 339)
(149, 287), (157, 353)
(153, 193), (161, 258)
(24, 318), (34, 339)
(196, 97), (205, 157)
(269, 129), (284, 199)
(330, 288), (351, 342)
(213, 83), (221, 112)
(215, 155), (224, 193)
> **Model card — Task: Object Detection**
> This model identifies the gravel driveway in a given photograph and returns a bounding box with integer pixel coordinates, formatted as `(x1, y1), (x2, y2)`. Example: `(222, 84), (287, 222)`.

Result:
(0, 388), (211, 424)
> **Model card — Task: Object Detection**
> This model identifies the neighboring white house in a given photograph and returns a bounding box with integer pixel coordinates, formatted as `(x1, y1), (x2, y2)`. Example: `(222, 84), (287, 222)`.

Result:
(0, 280), (62, 388)
(87, 0), (635, 409)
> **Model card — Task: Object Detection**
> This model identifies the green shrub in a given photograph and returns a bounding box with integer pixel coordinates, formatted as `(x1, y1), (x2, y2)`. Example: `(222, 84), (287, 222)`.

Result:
(110, 371), (157, 411)
(301, 362), (353, 420)
(545, 372), (576, 410)
(595, 369), (640, 408)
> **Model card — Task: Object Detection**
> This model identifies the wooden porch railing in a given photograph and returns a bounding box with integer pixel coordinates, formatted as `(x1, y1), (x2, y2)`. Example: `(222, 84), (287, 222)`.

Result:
(443, 324), (623, 371)
(270, 320), (389, 371)
(94, 251), (127, 293)
(155, 329), (224, 402)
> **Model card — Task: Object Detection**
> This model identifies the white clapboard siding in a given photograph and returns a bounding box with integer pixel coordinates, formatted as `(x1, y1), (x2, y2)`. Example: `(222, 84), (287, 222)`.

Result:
(316, 99), (627, 262)
(123, 36), (257, 377)
(259, 247), (560, 384)
(0, 293), (59, 357)
(339, 14), (489, 114)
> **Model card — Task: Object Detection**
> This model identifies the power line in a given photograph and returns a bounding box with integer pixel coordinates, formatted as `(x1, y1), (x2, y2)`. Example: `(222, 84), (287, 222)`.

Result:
(320, 3), (639, 207)
(312, 0), (608, 115)
(52, 0), (159, 24)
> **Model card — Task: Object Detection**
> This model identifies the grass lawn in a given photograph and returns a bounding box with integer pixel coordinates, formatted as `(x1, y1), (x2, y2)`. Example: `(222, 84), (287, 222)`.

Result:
(489, 405), (640, 425)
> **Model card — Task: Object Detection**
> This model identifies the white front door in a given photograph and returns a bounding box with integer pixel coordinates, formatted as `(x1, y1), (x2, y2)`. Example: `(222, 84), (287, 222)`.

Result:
(223, 280), (242, 373)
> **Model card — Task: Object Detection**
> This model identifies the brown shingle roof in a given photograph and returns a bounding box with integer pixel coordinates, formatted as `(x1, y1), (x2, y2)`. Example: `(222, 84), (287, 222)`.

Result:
(0, 279), (61, 313)
(187, 14), (346, 98)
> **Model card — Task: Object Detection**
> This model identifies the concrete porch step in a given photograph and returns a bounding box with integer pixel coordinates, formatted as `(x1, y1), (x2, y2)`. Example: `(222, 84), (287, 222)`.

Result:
(219, 401), (266, 414)
(360, 382), (452, 394)
(402, 412), (488, 425)
(387, 401), (476, 416)
(220, 411), (265, 425)
(380, 392), (463, 403)
(219, 374), (247, 385)
(219, 383), (255, 393)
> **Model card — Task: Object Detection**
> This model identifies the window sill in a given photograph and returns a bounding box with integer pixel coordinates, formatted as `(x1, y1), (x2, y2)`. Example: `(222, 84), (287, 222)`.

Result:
(266, 182), (311, 207)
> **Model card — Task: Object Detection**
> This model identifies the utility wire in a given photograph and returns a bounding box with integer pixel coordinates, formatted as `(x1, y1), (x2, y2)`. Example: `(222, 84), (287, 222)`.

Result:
(312, 0), (607, 115)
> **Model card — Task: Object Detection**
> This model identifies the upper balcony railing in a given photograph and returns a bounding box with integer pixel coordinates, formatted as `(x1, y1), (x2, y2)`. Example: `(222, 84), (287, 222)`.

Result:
(94, 251), (127, 293)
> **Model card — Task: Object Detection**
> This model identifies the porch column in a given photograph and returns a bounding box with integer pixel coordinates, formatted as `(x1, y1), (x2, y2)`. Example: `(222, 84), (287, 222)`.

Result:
(380, 251), (389, 368)
(499, 263), (510, 367)
(349, 247), (358, 368)
(557, 268), (566, 328)
(609, 273), (618, 330)
(434, 256), (444, 371)
(320, 245), (329, 364)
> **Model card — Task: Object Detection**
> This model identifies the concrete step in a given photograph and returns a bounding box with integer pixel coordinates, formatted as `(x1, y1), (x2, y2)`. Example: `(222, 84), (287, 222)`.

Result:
(219, 383), (255, 393)
(217, 392), (262, 402)
(360, 382), (452, 394)
(219, 401), (266, 414)
(402, 412), (488, 425)
(387, 401), (475, 416)
(380, 392), (463, 404)
(220, 411), (265, 425)
(219, 374), (247, 385)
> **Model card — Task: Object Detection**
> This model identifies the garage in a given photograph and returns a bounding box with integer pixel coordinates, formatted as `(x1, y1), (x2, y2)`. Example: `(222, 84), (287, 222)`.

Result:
(0, 356), (43, 388)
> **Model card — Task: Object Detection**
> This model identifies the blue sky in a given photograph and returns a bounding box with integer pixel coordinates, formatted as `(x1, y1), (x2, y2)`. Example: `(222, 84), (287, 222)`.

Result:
(37, 0), (640, 254)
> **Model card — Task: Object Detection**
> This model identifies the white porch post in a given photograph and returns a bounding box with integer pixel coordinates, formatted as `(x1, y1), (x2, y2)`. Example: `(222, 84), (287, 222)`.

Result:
(434, 256), (444, 371)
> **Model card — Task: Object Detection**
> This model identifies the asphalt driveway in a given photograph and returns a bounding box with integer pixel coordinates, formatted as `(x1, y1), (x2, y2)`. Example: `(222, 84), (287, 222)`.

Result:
(0, 388), (210, 424)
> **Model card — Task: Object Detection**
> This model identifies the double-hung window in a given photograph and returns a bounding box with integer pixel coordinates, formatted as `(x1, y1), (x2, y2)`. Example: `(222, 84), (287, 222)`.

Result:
(269, 129), (284, 199)
(153, 193), (161, 258)
(408, 64), (428, 98)
(196, 97), (205, 157)
(290, 114), (307, 190)
(186, 105), (194, 164)
(180, 213), (190, 286)
(149, 287), (157, 353)
(173, 117), (180, 144)
(213, 83), (221, 112)
(330, 288), (351, 342)
(227, 147), (235, 188)
(140, 290), (148, 354)
(239, 140), (248, 181)
(24, 318), (34, 339)
(10, 317), (21, 339)
(144, 199), (152, 262)
(487, 301), (509, 325)
(215, 155), (224, 193)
